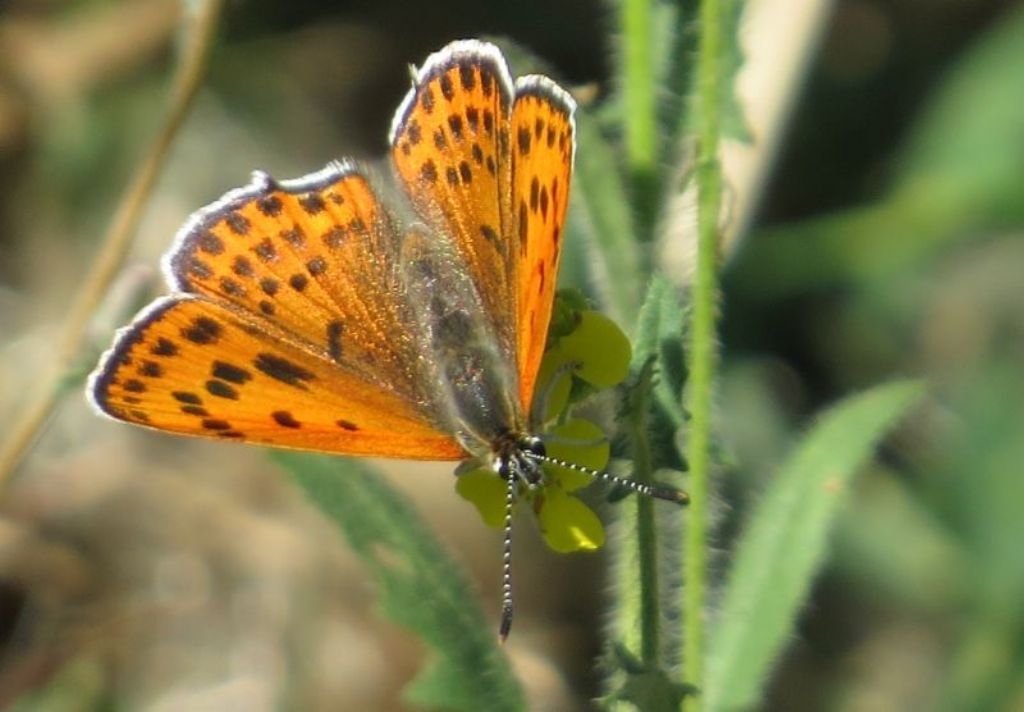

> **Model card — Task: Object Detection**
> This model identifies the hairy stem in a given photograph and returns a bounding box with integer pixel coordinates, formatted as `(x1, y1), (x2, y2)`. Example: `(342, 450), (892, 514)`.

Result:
(630, 392), (662, 666)
(682, 0), (726, 706)
(620, 0), (659, 238)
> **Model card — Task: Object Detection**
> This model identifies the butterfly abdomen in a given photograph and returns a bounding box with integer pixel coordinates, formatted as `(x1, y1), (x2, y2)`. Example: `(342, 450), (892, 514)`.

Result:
(400, 225), (521, 452)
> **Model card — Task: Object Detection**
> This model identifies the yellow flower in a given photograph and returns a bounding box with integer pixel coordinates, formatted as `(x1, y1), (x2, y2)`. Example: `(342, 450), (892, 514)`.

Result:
(455, 300), (633, 554)
(456, 418), (608, 552)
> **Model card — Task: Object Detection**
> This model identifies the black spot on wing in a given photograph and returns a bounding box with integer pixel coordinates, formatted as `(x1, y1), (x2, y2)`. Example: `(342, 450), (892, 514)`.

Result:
(232, 255), (254, 278)
(322, 226), (347, 249)
(257, 195), (283, 216)
(271, 410), (301, 428)
(299, 194), (325, 215)
(197, 232), (224, 255)
(458, 63), (475, 90)
(123, 379), (146, 393)
(517, 127), (531, 155)
(254, 238), (277, 262)
(421, 160), (438, 184)
(219, 277), (246, 297)
(433, 128), (448, 150)
(138, 360), (162, 377)
(307, 257), (326, 276)
(150, 338), (178, 356)
(206, 379), (239, 400)
(281, 228), (304, 247)
(188, 259), (213, 279)
(448, 115), (463, 140)
(253, 353), (315, 389)
(224, 212), (250, 235)
(480, 224), (498, 244)
(181, 317), (222, 345)
(260, 277), (279, 296)
(439, 72), (455, 101)
(407, 120), (422, 145)
(327, 321), (344, 363)
(212, 361), (251, 384)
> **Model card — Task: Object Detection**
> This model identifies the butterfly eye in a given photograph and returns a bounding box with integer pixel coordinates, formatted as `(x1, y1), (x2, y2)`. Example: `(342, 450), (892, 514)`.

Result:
(520, 435), (546, 458)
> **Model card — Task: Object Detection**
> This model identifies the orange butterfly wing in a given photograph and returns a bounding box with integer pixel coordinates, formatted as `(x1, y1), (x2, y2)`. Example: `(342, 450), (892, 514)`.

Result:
(90, 163), (464, 460)
(92, 42), (576, 457)
(390, 41), (518, 383)
(390, 41), (576, 416)
(509, 77), (575, 413)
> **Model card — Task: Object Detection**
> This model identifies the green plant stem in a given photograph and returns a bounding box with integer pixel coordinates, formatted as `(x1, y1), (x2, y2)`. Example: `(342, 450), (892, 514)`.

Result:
(629, 391), (661, 667)
(0, 0), (225, 491)
(620, 0), (659, 236)
(683, 0), (726, 707)
(621, 0), (656, 175)
(612, 0), (664, 681)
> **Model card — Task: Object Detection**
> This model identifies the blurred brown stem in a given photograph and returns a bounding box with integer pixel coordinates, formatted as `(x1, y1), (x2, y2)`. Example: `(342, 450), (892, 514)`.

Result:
(0, 0), (226, 491)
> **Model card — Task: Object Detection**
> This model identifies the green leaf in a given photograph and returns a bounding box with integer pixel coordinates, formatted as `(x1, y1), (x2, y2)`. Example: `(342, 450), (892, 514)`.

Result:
(606, 668), (690, 712)
(274, 452), (524, 712)
(728, 4), (1024, 300)
(896, 2), (1024, 221)
(630, 274), (688, 431)
(621, 275), (689, 488)
(602, 621), (692, 712)
(715, 0), (751, 143)
(704, 381), (925, 711)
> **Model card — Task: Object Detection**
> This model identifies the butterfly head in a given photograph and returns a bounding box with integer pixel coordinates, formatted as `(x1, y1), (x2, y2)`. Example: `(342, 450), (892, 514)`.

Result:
(491, 430), (547, 488)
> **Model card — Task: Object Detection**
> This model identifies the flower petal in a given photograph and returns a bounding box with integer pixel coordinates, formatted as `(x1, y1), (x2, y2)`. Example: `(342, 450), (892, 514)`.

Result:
(455, 468), (506, 529)
(546, 418), (609, 491)
(537, 489), (606, 552)
(549, 311), (632, 388)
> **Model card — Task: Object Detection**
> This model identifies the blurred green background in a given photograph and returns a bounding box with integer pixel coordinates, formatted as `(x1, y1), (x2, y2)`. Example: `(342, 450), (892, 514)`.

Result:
(1, 0), (1022, 709)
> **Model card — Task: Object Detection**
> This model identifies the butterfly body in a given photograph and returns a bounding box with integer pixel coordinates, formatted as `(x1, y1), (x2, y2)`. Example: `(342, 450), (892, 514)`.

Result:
(399, 223), (524, 461)
(89, 39), (574, 476)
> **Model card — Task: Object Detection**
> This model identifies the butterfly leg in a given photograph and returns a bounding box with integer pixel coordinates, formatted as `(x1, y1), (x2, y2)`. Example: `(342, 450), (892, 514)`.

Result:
(529, 358), (580, 425)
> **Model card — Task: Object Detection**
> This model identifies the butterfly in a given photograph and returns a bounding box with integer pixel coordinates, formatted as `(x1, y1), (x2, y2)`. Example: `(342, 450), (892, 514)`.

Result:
(88, 39), (683, 639)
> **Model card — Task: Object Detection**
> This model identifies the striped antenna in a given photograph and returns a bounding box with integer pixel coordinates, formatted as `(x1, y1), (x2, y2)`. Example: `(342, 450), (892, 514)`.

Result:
(526, 452), (689, 505)
(498, 473), (516, 642)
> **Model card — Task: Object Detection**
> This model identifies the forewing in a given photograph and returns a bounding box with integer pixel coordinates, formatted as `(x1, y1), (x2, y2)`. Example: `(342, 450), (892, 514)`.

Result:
(509, 76), (575, 412)
(390, 40), (518, 369)
(164, 161), (428, 408)
(88, 295), (464, 460)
